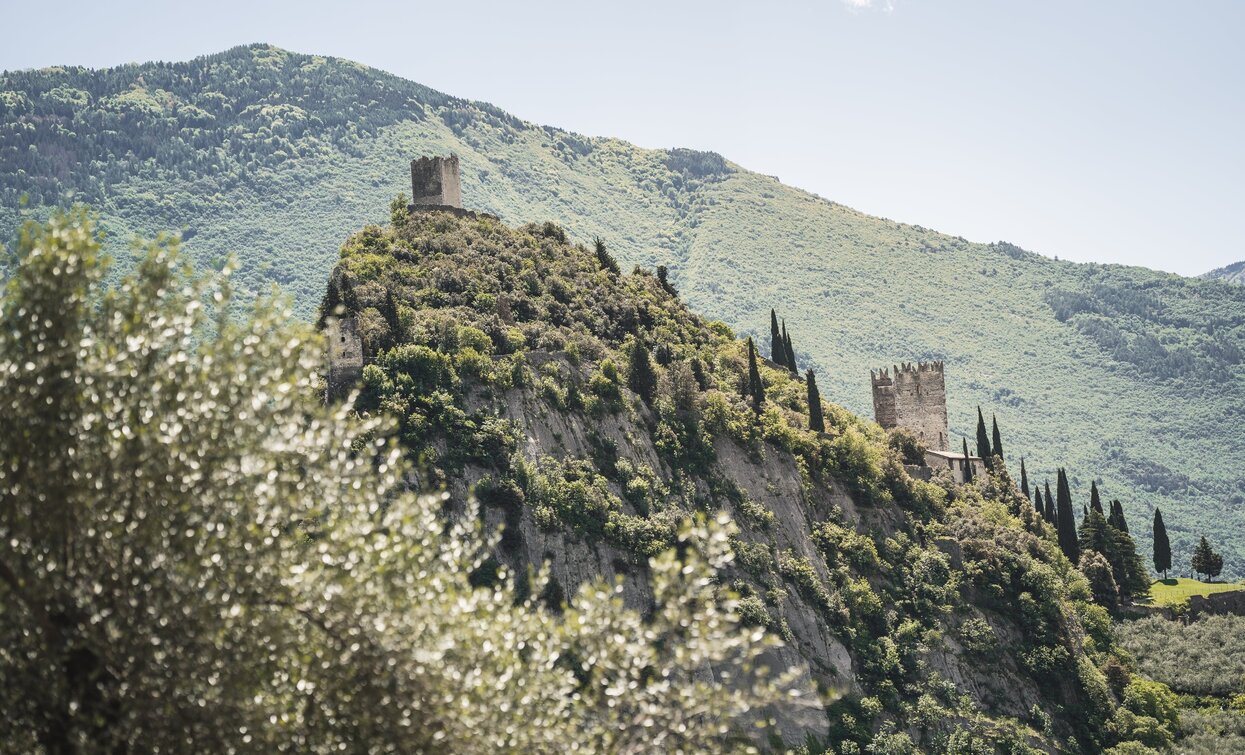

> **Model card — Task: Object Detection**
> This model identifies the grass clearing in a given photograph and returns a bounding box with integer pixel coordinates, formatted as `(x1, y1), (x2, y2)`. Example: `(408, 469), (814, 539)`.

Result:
(1146, 578), (1245, 606)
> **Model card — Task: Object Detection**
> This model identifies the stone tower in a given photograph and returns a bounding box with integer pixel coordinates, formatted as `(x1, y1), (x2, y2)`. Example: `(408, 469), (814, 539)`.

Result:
(325, 315), (364, 401)
(410, 154), (462, 209)
(871, 361), (949, 451)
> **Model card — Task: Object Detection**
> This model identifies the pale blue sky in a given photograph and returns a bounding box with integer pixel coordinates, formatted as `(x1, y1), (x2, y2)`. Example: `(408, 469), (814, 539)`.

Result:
(3, 0), (1242, 275)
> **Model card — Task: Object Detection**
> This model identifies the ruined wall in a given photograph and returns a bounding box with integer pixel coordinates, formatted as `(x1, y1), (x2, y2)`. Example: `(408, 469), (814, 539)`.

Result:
(410, 154), (462, 209)
(325, 315), (364, 401)
(871, 361), (949, 451)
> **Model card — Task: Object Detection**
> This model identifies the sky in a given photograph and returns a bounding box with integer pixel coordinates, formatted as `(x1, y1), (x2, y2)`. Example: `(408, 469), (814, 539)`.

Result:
(2, 0), (1242, 275)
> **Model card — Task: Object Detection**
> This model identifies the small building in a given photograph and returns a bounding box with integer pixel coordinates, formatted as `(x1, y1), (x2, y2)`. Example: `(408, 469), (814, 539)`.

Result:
(924, 448), (987, 485)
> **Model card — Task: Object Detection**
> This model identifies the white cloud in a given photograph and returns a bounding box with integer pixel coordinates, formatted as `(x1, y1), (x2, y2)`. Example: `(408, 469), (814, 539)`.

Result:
(841, 0), (895, 12)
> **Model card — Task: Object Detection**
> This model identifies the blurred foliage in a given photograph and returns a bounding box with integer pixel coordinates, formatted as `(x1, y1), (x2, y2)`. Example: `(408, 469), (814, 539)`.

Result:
(0, 210), (794, 752)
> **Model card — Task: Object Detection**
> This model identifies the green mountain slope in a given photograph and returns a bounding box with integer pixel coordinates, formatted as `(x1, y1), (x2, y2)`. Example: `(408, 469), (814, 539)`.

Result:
(3, 43), (1245, 576)
(1204, 261), (1245, 285)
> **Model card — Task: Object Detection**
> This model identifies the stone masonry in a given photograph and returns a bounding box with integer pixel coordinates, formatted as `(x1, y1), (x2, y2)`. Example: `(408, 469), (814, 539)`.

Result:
(871, 361), (949, 451)
(410, 154), (462, 209)
(325, 315), (364, 401)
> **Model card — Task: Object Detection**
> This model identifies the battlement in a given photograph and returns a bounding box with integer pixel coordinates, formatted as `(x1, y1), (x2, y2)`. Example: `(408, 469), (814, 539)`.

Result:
(410, 154), (462, 209)
(870, 360), (949, 451)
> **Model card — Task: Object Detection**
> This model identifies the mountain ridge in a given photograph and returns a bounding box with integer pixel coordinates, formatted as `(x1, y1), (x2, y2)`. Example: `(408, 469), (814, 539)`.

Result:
(3, 42), (1244, 576)
(1203, 260), (1245, 285)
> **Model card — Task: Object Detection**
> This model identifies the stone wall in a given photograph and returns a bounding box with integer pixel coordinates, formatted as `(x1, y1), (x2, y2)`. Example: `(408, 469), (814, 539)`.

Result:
(325, 315), (363, 401)
(871, 361), (949, 451)
(410, 155), (462, 209)
(1185, 588), (1245, 619)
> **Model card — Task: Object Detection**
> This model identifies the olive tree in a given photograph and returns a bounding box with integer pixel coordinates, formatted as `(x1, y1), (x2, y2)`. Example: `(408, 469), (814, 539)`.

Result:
(0, 210), (791, 753)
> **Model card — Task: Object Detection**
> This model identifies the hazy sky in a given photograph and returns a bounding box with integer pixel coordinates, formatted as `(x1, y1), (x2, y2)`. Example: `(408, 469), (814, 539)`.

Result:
(3, 0), (1242, 275)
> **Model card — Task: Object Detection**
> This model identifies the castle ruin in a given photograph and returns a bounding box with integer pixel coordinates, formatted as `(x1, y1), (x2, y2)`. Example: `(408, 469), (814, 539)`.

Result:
(325, 314), (364, 402)
(410, 154), (462, 209)
(871, 361), (949, 452)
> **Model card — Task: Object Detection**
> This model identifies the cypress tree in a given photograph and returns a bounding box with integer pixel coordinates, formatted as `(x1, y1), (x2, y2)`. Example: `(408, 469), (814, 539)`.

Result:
(627, 340), (658, 404)
(782, 321), (797, 374)
(746, 337), (765, 411)
(317, 276), (342, 328)
(1044, 481), (1056, 524)
(991, 414), (1004, 460)
(593, 237), (620, 275)
(1090, 481), (1103, 515)
(1107, 526), (1151, 601)
(976, 407), (993, 471)
(1109, 500), (1129, 533)
(379, 288), (401, 352)
(770, 310), (784, 366)
(962, 438), (974, 483)
(1056, 468), (1080, 562)
(1078, 508), (1111, 558)
(807, 370), (825, 433)
(1019, 457), (1030, 500)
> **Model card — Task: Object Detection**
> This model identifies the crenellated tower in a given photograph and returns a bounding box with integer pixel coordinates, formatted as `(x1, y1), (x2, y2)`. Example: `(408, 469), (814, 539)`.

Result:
(871, 361), (949, 451)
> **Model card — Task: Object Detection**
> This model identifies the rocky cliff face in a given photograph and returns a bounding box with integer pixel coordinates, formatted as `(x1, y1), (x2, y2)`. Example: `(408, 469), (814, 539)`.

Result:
(324, 209), (1140, 752)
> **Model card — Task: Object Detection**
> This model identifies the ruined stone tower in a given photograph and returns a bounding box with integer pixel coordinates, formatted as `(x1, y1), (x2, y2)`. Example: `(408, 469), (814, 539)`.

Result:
(410, 154), (462, 209)
(871, 361), (949, 451)
(325, 315), (364, 401)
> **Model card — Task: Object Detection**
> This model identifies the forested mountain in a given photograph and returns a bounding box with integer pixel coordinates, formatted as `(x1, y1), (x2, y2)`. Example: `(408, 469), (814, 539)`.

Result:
(1204, 261), (1245, 285)
(3, 43), (1245, 576)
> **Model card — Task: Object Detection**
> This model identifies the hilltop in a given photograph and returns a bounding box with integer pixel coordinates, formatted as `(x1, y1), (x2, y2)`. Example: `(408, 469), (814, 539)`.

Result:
(320, 204), (1172, 751)
(3, 43), (1245, 575)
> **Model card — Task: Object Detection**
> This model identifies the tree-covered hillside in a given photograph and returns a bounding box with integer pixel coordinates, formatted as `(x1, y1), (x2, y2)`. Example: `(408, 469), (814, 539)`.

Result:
(3, 43), (1245, 576)
(319, 205), (1171, 752)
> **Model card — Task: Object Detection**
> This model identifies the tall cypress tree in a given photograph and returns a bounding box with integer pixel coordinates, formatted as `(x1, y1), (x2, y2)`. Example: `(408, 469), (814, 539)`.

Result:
(991, 414), (1004, 460)
(746, 337), (765, 412)
(782, 321), (797, 374)
(593, 237), (620, 275)
(1090, 481), (1104, 515)
(962, 438), (974, 483)
(1044, 481), (1056, 524)
(1019, 458), (1030, 500)
(627, 340), (658, 404)
(807, 369), (825, 433)
(976, 407), (994, 471)
(1056, 468), (1080, 562)
(379, 288), (401, 352)
(770, 309), (784, 366)
(1109, 500), (1129, 533)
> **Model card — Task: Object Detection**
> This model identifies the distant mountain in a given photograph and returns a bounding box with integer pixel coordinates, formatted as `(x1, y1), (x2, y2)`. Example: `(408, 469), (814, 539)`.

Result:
(1204, 261), (1245, 285)
(3, 44), (1245, 576)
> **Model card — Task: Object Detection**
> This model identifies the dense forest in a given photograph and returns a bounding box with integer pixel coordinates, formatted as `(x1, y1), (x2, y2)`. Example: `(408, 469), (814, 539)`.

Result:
(3, 44), (1245, 578)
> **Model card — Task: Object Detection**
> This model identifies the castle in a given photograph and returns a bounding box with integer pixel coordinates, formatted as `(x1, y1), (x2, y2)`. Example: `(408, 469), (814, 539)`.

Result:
(871, 361), (984, 483)
(871, 361), (949, 451)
